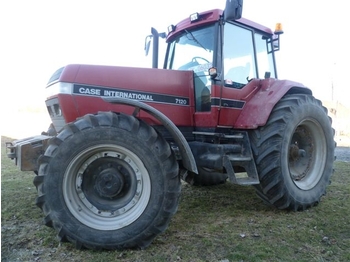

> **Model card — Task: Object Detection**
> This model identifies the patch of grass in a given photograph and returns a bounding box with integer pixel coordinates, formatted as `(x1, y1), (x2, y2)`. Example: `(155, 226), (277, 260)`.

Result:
(1, 136), (350, 261)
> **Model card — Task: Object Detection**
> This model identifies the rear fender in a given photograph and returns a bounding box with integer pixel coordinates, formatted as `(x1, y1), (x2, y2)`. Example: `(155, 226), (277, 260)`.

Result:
(103, 97), (198, 174)
(235, 79), (312, 129)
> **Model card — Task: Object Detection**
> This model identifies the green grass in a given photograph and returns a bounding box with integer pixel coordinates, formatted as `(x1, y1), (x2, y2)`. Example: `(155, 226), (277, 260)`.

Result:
(1, 136), (350, 262)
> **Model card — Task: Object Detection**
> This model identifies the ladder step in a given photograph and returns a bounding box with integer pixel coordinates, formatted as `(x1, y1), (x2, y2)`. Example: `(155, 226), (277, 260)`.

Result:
(228, 156), (252, 162)
(235, 177), (260, 185)
(192, 131), (244, 139)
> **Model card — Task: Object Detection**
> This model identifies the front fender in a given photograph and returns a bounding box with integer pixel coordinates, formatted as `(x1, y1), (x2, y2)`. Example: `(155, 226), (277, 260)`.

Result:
(235, 79), (312, 129)
(103, 97), (198, 174)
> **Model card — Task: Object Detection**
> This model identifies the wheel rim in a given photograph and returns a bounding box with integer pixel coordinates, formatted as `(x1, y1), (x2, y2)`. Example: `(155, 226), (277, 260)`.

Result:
(63, 144), (151, 230)
(288, 119), (327, 190)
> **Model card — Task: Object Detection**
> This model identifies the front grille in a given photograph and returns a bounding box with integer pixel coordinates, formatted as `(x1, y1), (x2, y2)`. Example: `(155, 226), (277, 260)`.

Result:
(46, 98), (66, 132)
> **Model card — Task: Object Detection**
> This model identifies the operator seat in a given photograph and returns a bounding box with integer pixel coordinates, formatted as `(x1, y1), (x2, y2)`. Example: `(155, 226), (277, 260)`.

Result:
(225, 62), (250, 88)
(194, 74), (210, 112)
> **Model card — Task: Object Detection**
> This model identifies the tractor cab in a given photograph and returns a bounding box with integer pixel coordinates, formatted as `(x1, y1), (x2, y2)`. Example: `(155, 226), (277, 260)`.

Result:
(145, 4), (281, 129)
(164, 9), (282, 113)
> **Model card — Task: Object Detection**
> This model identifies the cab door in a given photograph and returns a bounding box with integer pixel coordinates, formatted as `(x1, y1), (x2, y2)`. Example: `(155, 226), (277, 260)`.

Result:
(218, 21), (276, 127)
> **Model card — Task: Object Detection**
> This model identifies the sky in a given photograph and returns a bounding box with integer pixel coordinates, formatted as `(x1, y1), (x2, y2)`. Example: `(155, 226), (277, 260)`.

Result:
(0, 0), (349, 123)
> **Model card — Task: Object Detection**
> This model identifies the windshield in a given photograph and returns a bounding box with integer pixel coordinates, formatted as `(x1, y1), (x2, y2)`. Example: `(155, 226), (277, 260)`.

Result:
(166, 25), (215, 73)
(166, 25), (215, 112)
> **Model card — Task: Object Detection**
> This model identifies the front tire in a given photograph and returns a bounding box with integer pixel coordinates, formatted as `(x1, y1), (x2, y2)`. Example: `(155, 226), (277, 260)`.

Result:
(34, 112), (180, 250)
(250, 94), (335, 210)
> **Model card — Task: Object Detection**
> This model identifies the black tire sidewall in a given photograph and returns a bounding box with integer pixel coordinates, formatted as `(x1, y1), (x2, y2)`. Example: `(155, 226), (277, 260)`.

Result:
(44, 126), (175, 247)
(278, 98), (334, 204)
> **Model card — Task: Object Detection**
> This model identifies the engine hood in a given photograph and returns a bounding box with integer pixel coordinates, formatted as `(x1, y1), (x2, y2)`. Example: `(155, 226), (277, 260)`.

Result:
(51, 64), (194, 100)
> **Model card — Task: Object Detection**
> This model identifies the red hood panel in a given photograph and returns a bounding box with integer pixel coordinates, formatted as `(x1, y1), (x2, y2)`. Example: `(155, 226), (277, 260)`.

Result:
(59, 64), (194, 98)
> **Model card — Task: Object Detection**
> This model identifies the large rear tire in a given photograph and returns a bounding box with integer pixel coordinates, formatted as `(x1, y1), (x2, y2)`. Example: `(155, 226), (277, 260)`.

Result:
(250, 94), (335, 210)
(33, 112), (180, 250)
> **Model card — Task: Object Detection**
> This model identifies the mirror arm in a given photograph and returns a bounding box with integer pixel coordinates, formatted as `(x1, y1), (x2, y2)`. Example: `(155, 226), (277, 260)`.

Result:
(151, 27), (159, 69)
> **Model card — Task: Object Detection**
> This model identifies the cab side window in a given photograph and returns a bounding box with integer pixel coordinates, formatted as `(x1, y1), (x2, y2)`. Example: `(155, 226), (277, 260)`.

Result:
(223, 23), (256, 88)
(255, 34), (276, 79)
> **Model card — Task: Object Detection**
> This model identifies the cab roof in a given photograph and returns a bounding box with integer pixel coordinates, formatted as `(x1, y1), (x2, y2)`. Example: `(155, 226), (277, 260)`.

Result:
(167, 9), (273, 42)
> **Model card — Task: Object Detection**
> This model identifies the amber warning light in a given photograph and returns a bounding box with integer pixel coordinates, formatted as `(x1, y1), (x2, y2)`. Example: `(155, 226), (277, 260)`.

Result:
(274, 23), (284, 35)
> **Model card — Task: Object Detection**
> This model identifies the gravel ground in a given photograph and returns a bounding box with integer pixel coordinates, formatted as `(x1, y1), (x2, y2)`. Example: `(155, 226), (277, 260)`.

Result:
(335, 146), (350, 162)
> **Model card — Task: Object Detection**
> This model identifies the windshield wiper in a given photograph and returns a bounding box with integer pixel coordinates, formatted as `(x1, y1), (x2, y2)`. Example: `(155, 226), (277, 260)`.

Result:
(185, 30), (208, 52)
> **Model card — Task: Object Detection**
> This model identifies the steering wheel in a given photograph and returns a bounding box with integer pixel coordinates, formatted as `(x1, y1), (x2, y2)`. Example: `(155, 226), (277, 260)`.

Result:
(191, 56), (210, 64)
(178, 56), (211, 71)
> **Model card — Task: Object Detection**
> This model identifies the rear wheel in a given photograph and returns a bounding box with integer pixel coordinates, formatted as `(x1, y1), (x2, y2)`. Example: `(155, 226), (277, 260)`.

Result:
(250, 94), (335, 210)
(34, 112), (180, 250)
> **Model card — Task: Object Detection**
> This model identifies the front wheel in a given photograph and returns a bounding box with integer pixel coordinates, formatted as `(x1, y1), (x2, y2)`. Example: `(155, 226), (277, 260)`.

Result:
(34, 112), (180, 250)
(250, 94), (335, 210)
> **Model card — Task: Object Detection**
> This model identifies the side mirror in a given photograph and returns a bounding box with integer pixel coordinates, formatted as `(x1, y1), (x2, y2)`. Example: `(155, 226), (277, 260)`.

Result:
(224, 0), (243, 21)
(144, 35), (152, 56)
(144, 28), (167, 68)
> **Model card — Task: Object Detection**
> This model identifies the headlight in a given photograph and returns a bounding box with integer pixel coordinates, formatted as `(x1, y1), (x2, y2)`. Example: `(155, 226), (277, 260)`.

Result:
(190, 13), (200, 22)
(46, 82), (73, 98)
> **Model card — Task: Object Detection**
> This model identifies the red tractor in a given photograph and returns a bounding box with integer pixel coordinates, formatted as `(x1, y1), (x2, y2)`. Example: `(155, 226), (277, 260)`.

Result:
(7, 0), (335, 250)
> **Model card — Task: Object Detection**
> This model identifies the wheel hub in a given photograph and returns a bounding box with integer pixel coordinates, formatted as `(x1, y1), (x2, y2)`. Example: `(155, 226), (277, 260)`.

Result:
(63, 145), (151, 230)
(80, 157), (138, 213)
(289, 144), (300, 161)
(95, 167), (124, 198)
(289, 143), (307, 161)
(289, 134), (311, 181)
(288, 121), (326, 190)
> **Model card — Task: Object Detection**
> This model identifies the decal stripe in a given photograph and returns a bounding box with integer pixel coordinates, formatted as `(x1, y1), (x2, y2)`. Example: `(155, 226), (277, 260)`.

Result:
(211, 97), (245, 109)
(73, 84), (190, 106)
